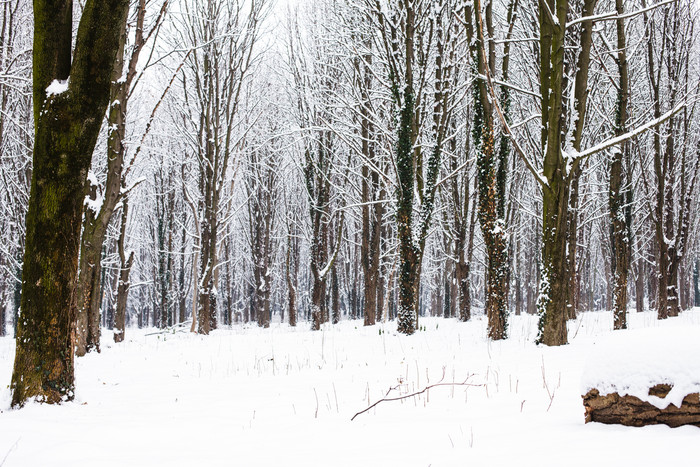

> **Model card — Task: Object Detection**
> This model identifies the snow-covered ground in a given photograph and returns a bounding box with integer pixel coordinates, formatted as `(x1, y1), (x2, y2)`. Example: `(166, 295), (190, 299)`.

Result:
(1, 309), (698, 466)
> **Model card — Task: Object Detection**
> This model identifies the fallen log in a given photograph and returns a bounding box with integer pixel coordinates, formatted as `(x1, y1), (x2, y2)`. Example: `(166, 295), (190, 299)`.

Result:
(583, 384), (700, 428)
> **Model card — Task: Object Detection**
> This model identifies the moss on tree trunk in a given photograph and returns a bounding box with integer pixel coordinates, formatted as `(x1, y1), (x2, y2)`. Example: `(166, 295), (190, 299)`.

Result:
(10, 0), (130, 407)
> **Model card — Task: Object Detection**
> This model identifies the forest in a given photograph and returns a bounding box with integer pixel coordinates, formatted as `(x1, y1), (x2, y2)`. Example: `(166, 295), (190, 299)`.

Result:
(1, 0), (700, 463)
(0, 0), (699, 414)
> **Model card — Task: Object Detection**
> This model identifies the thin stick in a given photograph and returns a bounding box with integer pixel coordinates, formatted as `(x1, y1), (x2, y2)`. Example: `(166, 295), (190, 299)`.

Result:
(351, 373), (482, 421)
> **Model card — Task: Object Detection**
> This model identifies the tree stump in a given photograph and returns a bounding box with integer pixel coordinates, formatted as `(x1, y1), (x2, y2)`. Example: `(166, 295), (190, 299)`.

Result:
(583, 384), (700, 428)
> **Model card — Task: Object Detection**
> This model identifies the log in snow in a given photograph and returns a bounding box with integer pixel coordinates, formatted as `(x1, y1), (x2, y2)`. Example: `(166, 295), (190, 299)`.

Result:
(583, 386), (700, 428)
(581, 326), (700, 428)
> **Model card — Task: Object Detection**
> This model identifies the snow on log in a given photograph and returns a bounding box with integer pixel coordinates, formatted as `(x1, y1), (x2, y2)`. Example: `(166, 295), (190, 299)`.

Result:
(581, 326), (700, 428)
(583, 386), (700, 428)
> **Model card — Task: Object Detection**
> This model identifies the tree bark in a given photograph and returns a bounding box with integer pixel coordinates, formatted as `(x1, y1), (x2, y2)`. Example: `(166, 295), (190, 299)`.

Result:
(583, 387), (700, 428)
(609, 0), (631, 330)
(473, 0), (509, 340)
(635, 256), (645, 313)
(74, 0), (152, 354)
(286, 229), (298, 327)
(536, 0), (598, 346)
(694, 259), (699, 307)
(10, 0), (130, 407)
(113, 199), (133, 343)
(537, 0), (570, 345)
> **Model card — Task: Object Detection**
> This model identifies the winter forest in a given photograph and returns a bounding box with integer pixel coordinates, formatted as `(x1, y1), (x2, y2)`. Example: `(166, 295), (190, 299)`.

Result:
(1, 0), (700, 463)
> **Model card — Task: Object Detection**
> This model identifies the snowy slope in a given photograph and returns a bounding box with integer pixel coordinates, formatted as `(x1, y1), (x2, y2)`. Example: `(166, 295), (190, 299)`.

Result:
(0, 309), (698, 466)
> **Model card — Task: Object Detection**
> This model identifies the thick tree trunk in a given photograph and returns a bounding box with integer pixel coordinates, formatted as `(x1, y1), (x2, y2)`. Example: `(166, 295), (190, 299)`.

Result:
(471, 0), (509, 340)
(10, 0), (129, 407)
(538, 179), (570, 345)
(396, 85), (418, 335)
(477, 117), (508, 340)
(392, 2), (422, 336)
(609, 0), (631, 330)
(306, 137), (331, 330)
(537, 0), (598, 346)
(310, 278), (325, 331)
(536, 0), (569, 346)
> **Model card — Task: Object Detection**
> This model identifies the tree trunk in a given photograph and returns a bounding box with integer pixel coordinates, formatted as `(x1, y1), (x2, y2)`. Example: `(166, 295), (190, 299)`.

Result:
(471, 0), (509, 339)
(657, 251), (669, 319)
(331, 264), (340, 324)
(566, 169), (581, 320)
(311, 277), (325, 331)
(694, 259), (699, 307)
(649, 245), (658, 311)
(198, 174), (217, 333)
(537, 0), (597, 346)
(0, 259), (5, 336)
(178, 218), (187, 324)
(668, 252), (680, 317)
(460, 189), (477, 322)
(395, 81), (419, 335)
(610, 0), (631, 330)
(679, 263), (688, 311)
(75, 217), (104, 356)
(286, 229), (298, 327)
(113, 199), (133, 343)
(515, 234), (522, 316)
(538, 179), (571, 345)
(11, 0), (130, 407)
(75, 0), (151, 353)
(635, 257), (645, 313)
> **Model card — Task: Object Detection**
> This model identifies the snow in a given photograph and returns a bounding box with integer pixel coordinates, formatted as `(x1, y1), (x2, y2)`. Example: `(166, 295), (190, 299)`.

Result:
(0, 309), (699, 466)
(84, 171), (103, 216)
(46, 78), (69, 97)
(581, 326), (700, 410)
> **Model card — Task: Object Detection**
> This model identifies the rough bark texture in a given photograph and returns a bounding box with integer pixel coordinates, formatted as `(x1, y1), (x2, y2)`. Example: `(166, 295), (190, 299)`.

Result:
(10, 0), (130, 407)
(536, 0), (597, 346)
(583, 386), (700, 428)
(75, 0), (153, 354)
(248, 149), (275, 329)
(391, 1), (419, 336)
(473, 0), (508, 340)
(395, 78), (418, 334)
(609, 0), (631, 330)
